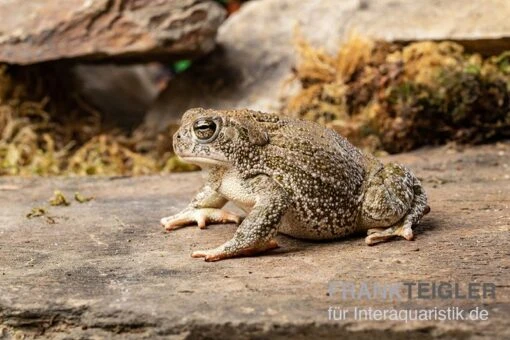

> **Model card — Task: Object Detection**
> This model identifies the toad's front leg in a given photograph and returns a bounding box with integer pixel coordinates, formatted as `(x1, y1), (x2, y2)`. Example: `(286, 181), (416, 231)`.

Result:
(192, 176), (290, 262)
(161, 182), (241, 231)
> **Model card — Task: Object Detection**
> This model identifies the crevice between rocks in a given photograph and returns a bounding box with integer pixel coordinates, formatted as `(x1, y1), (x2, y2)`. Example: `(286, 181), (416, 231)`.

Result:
(0, 305), (476, 339)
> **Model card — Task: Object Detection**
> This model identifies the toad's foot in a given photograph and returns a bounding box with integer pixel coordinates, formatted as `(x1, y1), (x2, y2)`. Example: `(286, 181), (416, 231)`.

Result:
(191, 240), (279, 262)
(161, 208), (241, 231)
(365, 222), (413, 245)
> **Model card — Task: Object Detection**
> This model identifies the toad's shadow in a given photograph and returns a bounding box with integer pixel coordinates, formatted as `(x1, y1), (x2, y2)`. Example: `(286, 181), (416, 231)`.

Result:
(267, 213), (440, 257)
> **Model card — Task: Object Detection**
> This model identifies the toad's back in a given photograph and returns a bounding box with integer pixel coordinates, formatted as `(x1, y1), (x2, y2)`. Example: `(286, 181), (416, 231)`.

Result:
(248, 113), (372, 239)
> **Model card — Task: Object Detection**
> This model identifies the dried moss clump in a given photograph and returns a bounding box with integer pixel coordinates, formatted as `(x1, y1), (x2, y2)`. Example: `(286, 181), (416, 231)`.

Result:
(74, 192), (94, 203)
(49, 190), (70, 206)
(0, 64), (197, 176)
(285, 34), (510, 153)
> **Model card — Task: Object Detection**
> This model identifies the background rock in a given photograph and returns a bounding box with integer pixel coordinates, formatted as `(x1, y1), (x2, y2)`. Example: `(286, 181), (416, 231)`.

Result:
(74, 64), (167, 129)
(146, 0), (510, 128)
(0, 0), (226, 65)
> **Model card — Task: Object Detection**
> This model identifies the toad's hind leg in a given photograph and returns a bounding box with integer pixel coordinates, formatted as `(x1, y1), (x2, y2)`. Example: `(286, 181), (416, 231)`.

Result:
(365, 220), (414, 245)
(360, 163), (429, 245)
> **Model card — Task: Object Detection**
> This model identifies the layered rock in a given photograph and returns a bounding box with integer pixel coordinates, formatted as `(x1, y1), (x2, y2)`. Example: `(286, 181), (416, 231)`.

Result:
(0, 0), (226, 64)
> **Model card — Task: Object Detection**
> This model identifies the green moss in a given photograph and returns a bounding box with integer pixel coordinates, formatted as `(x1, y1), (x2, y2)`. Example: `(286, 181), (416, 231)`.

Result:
(495, 52), (510, 73)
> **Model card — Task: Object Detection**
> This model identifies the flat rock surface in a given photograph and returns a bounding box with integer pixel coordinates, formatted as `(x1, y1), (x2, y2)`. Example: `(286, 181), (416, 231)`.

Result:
(0, 143), (509, 339)
(0, 0), (226, 64)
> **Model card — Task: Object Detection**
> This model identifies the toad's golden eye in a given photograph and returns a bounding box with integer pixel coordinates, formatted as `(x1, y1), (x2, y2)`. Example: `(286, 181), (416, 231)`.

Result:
(192, 118), (220, 143)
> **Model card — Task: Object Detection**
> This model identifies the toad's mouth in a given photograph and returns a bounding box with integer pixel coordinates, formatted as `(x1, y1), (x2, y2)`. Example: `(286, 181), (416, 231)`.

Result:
(178, 156), (228, 167)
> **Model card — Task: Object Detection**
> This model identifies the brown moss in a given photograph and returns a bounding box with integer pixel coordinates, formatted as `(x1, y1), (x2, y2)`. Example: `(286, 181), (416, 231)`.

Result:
(49, 190), (70, 206)
(74, 192), (94, 203)
(0, 64), (197, 176)
(26, 207), (47, 219)
(284, 34), (510, 153)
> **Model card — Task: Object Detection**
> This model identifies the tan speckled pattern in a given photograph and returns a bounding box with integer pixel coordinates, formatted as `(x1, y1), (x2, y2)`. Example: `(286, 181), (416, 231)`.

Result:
(162, 108), (429, 261)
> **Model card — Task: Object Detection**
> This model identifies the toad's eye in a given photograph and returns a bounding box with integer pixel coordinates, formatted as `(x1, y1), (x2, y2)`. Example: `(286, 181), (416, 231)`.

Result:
(192, 117), (220, 143)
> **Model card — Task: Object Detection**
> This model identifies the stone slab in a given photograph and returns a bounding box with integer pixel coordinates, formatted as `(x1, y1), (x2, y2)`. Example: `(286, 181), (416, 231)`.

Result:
(0, 143), (509, 338)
